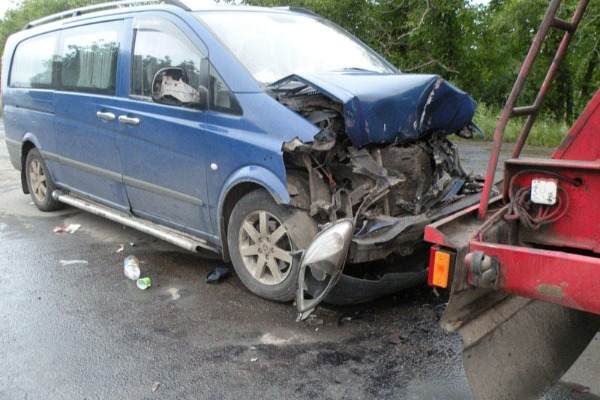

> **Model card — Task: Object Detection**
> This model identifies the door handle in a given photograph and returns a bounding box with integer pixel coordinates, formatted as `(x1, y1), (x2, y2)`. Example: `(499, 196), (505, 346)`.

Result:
(96, 111), (116, 121)
(118, 115), (140, 126)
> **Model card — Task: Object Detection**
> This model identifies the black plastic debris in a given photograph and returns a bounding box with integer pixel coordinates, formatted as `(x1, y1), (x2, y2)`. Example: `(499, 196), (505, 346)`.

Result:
(206, 265), (231, 284)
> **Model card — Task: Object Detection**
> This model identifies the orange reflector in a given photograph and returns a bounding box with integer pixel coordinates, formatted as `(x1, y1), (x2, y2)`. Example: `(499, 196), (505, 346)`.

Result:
(428, 248), (451, 288)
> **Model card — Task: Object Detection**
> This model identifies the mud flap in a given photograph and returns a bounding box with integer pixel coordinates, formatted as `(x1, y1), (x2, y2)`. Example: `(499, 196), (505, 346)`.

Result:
(446, 292), (600, 400)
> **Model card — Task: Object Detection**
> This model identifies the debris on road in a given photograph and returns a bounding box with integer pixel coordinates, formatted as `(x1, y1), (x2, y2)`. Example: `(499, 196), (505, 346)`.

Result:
(166, 287), (180, 300)
(115, 244), (124, 253)
(206, 264), (230, 284)
(129, 242), (135, 247)
(151, 382), (161, 393)
(64, 224), (81, 234)
(123, 255), (141, 280)
(250, 357), (258, 362)
(137, 277), (152, 290)
(59, 259), (88, 266)
(304, 314), (324, 327)
(53, 223), (81, 234)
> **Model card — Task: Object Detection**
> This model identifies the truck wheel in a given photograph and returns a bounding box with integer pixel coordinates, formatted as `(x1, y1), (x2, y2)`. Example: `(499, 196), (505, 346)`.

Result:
(25, 148), (63, 211)
(227, 189), (317, 302)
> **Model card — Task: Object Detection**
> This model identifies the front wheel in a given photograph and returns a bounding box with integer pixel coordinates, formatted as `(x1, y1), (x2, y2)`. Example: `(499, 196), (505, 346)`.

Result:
(227, 189), (317, 302)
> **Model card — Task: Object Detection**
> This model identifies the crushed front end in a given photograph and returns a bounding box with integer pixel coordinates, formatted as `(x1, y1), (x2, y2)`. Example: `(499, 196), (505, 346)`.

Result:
(268, 71), (484, 309)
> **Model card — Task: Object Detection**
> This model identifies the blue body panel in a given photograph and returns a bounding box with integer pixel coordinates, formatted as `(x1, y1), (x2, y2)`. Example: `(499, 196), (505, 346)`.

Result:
(281, 71), (477, 148)
(52, 18), (130, 211)
(1, 4), (475, 254)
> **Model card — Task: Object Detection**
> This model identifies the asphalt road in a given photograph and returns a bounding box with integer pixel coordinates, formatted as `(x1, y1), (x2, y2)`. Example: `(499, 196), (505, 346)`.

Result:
(1, 122), (598, 400)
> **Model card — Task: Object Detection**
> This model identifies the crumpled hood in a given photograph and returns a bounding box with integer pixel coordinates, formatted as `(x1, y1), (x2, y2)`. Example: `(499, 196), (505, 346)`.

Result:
(277, 71), (476, 148)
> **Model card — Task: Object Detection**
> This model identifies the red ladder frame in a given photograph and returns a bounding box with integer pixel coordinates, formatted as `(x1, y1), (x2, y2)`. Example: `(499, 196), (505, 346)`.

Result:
(478, 0), (590, 219)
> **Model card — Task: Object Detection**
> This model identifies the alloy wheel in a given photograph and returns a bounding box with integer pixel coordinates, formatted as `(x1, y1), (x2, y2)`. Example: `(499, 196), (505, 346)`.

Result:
(238, 210), (294, 285)
(29, 159), (47, 202)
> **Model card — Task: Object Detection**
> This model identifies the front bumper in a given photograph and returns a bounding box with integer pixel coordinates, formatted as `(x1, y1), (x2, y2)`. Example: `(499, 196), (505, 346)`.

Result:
(349, 191), (484, 263)
(296, 192), (484, 316)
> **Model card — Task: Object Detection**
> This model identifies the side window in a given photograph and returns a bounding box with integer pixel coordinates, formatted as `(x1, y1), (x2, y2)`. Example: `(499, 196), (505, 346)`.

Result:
(131, 19), (207, 109)
(209, 64), (242, 115)
(10, 33), (57, 89)
(58, 21), (120, 95)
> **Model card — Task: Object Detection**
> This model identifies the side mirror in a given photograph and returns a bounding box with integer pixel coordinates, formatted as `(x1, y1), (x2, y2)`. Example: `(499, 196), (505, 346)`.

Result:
(151, 67), (207, 108)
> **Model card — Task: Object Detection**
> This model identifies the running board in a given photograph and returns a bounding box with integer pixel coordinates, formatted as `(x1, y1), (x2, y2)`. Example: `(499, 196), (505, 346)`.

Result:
(52, 191), (218, 254)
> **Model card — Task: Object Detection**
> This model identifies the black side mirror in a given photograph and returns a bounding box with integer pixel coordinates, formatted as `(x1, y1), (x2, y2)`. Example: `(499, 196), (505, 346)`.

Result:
(151, 67), (207, 108)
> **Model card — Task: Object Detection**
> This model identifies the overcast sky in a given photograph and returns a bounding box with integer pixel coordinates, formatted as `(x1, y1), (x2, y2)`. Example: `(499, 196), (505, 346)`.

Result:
(0, 0), (19, 19)
(0, 0), (492, 20)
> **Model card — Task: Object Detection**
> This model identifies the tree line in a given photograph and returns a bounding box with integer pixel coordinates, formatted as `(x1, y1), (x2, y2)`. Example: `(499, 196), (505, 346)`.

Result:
(2, 0), (599, 126)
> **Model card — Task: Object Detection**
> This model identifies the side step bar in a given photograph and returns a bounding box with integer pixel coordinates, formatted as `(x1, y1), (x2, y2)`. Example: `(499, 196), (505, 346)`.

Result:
(52, 191), (218, 254)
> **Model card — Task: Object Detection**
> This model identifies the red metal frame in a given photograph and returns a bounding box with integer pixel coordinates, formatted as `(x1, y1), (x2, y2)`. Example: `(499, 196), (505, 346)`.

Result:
(502, 158), (600, 253)
(470, 237), (600, 315)
(466, 90), (600, 316)
(425, 21), (600, 317)
(553, 88), (600, 161)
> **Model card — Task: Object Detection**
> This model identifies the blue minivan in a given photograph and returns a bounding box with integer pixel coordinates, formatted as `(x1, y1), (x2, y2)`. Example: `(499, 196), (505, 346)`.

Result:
(2, 0), (482, 315)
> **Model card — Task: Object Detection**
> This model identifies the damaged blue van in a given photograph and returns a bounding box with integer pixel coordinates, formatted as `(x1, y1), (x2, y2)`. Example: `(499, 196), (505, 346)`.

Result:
(2, 0), (482, 315)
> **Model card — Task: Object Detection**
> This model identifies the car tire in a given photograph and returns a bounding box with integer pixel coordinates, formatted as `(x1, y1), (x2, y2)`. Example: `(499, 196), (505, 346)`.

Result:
(25, 148), (63, 211)
(228, 189), (317, 302)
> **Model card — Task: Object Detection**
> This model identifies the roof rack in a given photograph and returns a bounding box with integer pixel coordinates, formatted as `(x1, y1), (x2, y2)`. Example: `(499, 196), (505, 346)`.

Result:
(23, 0), (191, 29)
(272, 6), (319, 18)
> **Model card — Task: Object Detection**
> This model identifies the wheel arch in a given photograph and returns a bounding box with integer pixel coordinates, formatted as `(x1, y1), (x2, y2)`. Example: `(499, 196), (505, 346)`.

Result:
(217, 167), (291, 262)
(20, 140), (37, 194)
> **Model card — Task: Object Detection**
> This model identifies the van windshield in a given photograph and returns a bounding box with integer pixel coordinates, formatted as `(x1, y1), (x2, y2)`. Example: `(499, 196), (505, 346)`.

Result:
(195, 11), (396, 84)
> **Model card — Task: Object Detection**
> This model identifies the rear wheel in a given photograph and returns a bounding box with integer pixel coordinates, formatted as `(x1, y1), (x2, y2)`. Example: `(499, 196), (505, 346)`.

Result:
(25, 148), (63, 211)
(227, 189), (317, 301)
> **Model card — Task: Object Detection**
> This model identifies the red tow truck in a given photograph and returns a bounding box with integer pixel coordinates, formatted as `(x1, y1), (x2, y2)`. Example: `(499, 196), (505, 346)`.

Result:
(424, 0), (600, 398)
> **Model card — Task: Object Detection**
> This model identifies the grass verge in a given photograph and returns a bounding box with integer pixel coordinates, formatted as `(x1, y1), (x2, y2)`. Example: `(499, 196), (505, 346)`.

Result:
(473, 104), (568, 148)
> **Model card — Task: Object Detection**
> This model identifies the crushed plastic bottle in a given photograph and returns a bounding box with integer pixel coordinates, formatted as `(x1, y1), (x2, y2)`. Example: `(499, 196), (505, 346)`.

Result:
(136, 277), (152, 290)
(123, 255), (141, 280)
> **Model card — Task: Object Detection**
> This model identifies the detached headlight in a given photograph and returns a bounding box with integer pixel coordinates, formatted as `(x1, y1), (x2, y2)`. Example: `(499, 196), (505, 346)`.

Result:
(296, 219), (354, 319)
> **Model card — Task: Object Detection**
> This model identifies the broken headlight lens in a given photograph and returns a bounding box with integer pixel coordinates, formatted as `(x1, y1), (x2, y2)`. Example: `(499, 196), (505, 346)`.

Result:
(296, 219), (354, 319)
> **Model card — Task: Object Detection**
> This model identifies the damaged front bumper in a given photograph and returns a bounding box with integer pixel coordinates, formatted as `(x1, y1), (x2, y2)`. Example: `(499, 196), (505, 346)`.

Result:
(296, 190), (485, 317)
(350, 189), (485, 263)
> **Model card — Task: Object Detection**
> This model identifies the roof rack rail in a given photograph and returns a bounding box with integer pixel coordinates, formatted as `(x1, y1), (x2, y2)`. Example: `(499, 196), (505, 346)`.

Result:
(273, 6), (319, 17)
(23, 0), (191, 29)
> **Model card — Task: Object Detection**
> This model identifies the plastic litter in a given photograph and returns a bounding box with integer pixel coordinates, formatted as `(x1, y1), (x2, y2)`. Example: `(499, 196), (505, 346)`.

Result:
(206, 265), (230, 284)
(136, 277), (152, 290)
(59, 259), (88, 266)
(151, 382), (161, 393)
(166, 287), (180, 300)
(53, 223), (81, 234)
(123, 255), (141, 280)
(250, 357), (258, 362)
(65, 224), (81, 233)
(116, 244), (124, 253)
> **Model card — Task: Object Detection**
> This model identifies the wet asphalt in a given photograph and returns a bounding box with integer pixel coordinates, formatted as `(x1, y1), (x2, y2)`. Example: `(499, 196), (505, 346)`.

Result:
(1, 122), (598, 400)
